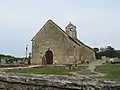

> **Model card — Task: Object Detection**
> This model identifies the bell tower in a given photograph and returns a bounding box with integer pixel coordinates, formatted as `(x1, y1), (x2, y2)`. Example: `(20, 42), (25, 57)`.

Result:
(65, 21), (77, 39)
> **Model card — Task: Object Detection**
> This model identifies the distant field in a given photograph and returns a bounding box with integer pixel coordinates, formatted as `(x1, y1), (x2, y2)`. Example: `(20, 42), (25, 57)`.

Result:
(95, 64), (120, 80)
(5, 66), (87, 75)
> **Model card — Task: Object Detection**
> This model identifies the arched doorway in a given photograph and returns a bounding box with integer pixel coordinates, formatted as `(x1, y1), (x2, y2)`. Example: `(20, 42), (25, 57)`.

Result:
(45, 49), (53, 64)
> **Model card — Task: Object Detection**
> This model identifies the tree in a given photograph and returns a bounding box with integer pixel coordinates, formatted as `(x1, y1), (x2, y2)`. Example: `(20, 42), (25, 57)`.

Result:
(93, 48), (99, 53)
(96, 46), (118, 59)
(116, 50), (120, 58)
(106, 46), (115, 51)
(100, 47), (106, 52)
(93, 48), (100, 59)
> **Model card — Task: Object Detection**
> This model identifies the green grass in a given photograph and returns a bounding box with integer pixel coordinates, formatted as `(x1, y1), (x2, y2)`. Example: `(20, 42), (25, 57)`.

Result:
(6, 66), (87, 75)
(95, 64), (120, 80)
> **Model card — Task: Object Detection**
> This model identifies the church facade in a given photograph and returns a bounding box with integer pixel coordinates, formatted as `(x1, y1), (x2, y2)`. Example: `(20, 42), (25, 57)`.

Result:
(31, 20), (96, 65)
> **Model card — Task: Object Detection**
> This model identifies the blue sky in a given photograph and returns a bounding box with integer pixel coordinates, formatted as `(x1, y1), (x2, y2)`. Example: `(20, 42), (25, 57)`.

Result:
(0, 0), (120, 57)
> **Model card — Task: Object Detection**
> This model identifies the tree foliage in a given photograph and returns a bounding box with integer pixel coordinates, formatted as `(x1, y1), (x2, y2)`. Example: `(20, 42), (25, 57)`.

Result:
(93, 48), (99, 53)
(95, 46), (120, 59)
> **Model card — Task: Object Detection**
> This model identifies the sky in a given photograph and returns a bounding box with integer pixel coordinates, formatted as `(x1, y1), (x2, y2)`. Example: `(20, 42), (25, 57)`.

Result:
(0, 0), (120, 57)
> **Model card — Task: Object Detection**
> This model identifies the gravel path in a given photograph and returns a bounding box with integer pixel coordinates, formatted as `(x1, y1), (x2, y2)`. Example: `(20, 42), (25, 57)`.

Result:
(87, 60), (105, 72)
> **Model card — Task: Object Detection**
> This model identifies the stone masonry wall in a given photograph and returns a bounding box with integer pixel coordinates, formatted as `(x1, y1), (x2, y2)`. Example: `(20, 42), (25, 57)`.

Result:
(0, 72), (120, 90)
(31, 21), (69, 65)
(31, 20), (80, 65)
(79, 44), (96, 62)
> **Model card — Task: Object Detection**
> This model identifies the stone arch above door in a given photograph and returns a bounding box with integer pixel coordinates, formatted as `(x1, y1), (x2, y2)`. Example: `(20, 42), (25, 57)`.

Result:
(45, 49), (53, 64)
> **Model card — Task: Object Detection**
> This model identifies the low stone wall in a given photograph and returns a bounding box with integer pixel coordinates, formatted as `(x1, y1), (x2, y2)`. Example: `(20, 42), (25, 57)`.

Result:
(0, 72), (120, 90)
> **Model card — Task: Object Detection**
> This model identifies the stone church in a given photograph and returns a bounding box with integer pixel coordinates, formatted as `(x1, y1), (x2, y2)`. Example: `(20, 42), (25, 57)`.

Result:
(31, 20), (96, 65)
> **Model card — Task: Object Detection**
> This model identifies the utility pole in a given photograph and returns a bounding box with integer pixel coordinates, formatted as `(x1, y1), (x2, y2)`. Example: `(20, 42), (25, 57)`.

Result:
(26, 44), (28, 58)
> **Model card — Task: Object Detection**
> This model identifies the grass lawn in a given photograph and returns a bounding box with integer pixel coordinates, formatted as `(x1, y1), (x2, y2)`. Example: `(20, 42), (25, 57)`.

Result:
(95, 64), (120, 80)
(6, 66), (87, 75)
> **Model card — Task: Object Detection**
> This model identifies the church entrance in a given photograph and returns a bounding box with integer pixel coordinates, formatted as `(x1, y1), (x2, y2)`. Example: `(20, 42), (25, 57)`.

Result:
(45, 49), (53, 64)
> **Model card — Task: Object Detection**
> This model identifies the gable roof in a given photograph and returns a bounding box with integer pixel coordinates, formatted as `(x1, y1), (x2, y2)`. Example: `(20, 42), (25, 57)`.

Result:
(31, 19), (94, 51)
(31, 20), (51, 41)
(75, 39), (94, 51)
(31, 19), (80, 45)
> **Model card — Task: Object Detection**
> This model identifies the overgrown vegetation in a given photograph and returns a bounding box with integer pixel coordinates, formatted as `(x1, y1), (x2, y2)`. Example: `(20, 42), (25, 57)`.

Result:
(0, 54), (14, 59)
(93, 46), (120, 59)
(0, 54), (25, 63)
(95, 64), (120, 80)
